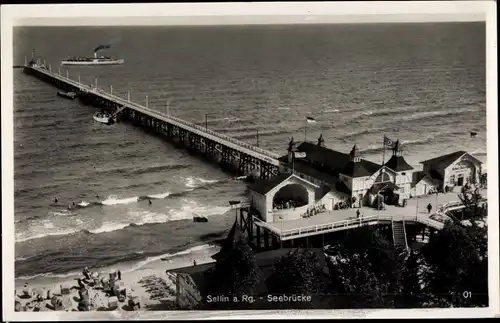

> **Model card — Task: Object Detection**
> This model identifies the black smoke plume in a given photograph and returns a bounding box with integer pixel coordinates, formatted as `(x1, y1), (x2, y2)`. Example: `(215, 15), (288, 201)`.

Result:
(93, 36), (122, 54)
(94, 44), (111, 53)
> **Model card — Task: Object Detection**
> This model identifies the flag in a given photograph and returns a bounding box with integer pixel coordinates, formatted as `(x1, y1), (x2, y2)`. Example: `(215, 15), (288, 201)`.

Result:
(294, 152), (307, 158)
(306, 116), (316, 123)
(383, 135), (396, 149)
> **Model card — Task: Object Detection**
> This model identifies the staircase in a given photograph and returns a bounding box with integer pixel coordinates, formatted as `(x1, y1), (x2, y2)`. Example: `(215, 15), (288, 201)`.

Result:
(392, 220), (409, 253)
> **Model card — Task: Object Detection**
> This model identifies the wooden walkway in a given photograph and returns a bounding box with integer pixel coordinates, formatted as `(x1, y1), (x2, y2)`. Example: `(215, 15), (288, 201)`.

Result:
(254, 190), (487, 240)
(27, 65), (281, 167)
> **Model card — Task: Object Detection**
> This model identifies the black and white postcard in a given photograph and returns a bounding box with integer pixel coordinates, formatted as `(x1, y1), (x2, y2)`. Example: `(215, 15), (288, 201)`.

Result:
(2, 2), (498, 320)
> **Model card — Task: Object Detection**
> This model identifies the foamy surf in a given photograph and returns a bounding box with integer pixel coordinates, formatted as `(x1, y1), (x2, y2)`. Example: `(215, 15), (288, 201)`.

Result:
(185, 176), (221, 188)
(16, 228), (79, 243)
(101, 195), (139, 206)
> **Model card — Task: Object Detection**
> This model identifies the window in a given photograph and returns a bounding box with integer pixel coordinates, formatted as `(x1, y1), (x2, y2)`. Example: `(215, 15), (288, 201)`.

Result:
(401, 172), (406, 176)
(400, 186), (405, 193)
(450, 175), (455, 184)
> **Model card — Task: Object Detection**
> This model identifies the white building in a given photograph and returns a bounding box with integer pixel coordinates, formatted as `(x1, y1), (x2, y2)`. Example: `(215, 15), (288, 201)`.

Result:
(248, 135), (483, 223)
(417, 151), (483, 194)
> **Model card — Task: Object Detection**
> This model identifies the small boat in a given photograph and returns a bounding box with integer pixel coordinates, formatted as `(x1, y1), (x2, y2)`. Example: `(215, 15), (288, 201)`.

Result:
(93, 111), (115, 125)
(193, 213), (208, 223)
(470, 131), (478, 138)
(57, 90), (77, 100)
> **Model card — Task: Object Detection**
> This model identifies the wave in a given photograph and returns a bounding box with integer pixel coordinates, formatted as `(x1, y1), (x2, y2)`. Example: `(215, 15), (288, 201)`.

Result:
(398, 106), (481, 122)
(323, 109), (340, 113)
(16, 199), (230, 243)
(89, 164), (190, 177)
(231, 128), (293, 140)
(340, 127), (389, 140)
(15, 228), (80, 243)
(359, 136), (437, 154)
(184, 176), (222, 189)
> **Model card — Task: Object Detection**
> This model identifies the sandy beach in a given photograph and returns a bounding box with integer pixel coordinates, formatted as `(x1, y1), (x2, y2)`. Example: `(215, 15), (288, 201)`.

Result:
(15, 245), (219, 312)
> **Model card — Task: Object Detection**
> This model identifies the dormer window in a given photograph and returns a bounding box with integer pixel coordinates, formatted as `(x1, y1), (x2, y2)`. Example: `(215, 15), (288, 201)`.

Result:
(402, 172), (406, 176)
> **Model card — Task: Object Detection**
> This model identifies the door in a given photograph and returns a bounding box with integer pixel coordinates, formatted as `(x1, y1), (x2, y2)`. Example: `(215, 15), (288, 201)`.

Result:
(457, 175), (464, 186)
(358, 194), (363, 207)
(422, 184), (427, 195)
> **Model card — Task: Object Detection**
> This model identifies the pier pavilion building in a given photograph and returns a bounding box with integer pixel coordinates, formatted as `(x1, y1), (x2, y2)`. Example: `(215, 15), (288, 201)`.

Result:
(248, 135), (483, 224)
(248, 135), (415, 223)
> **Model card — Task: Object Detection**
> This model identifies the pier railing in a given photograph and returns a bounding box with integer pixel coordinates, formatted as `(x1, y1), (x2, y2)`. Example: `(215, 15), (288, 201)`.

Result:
(28, 65), (281, 166)
(253, 212), (446, 240)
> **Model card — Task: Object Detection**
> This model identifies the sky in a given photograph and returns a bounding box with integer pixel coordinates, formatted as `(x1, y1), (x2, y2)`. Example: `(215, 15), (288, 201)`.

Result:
(1, 2), (490, 27)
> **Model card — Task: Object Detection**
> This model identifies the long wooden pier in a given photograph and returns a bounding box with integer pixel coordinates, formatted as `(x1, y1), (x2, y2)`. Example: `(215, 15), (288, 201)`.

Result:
(23, 63), (281, 179)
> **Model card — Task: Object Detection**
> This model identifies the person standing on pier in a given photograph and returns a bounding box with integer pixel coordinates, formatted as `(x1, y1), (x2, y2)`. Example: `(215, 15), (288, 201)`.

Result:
(427, 203), (432, 214)
(356, 209), (361, 219)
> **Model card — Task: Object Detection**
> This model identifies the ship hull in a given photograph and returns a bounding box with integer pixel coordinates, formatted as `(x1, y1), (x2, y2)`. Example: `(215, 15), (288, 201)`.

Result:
(61, 59), (124, 66)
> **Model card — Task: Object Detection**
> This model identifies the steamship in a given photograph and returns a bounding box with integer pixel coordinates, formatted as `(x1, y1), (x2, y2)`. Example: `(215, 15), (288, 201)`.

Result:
(61, 52), (124, 66)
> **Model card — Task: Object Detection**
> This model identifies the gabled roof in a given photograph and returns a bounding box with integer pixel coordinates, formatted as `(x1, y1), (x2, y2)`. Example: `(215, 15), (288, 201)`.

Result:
(420, 151), (481, 170)
(412, 171), (435, 187)
(342, 162), (372, 178)
(248, 172), (318, 196)
(429, 170), (443, 181)
(248, 173), (291, 195)
(335, 181), (352, 195)
(384, 155), (414, 172)
(283, 142), (382, 178)
(281, 159), (338, 185)
(412, 171), (427, 184)
(315, 185), (332, 201)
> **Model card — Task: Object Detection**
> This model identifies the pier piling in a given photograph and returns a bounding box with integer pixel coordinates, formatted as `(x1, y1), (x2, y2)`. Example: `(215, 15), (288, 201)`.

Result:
(23, 64), (281, 180)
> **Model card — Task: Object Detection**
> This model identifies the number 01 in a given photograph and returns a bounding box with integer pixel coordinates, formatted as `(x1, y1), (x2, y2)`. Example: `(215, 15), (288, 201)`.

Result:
(463, 291), (472, 298)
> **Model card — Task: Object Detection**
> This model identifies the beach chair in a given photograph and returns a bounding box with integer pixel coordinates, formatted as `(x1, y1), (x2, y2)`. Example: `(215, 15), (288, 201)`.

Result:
(51, 296), (64, 311)
(15, 300), (22, 312)
(60, 284), (71, 296)
(108, 296), (119, 310)
(109, 269), (118, 281)
(22, 286), (32, 298)
(101, 277), (110, 292)
(91, 272), (100, 285)
(128, 296), (140, 311)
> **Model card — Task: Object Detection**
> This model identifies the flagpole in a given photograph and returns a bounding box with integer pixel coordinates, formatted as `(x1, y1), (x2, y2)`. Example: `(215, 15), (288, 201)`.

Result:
(382, 136), (386, 166)
(292, 152), (295, 175)
(304, 119), (308, 142)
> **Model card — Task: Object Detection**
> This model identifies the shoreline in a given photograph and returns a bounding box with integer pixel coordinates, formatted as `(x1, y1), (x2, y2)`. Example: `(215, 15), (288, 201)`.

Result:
(15, 242), (221, 289)
(14, 244), (219, 312)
